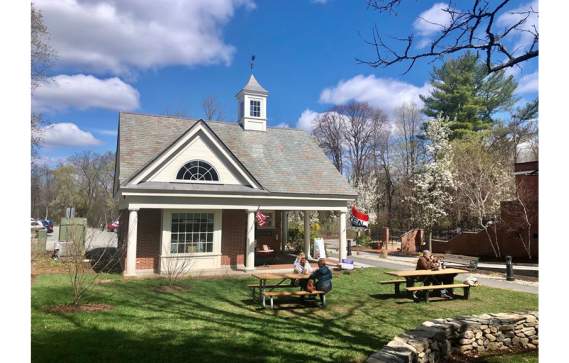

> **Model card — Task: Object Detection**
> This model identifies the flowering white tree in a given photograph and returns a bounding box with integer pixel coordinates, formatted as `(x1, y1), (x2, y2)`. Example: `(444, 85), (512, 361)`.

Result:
(407, 116), (455, 250)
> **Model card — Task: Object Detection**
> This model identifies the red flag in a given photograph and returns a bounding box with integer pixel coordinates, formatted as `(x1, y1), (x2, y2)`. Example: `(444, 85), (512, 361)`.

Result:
(256, 210), (267, 227)
(351, 205), (369, 228)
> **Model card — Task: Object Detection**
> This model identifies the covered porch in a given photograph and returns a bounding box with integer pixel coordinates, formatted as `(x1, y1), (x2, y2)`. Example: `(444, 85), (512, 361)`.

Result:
(119, 193), (349, 277)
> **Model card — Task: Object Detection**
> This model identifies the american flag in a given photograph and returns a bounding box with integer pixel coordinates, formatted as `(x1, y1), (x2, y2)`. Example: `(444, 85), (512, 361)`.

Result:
(256, 210), (267, 227)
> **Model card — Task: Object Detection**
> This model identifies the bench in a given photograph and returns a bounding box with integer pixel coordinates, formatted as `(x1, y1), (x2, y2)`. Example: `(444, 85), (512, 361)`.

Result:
(406, 283), (471, 302)
(261, 290), (326, 309)
(248, 283), (293, 299)
(379, 279), (406, 295)
(435, 254), (479, 271)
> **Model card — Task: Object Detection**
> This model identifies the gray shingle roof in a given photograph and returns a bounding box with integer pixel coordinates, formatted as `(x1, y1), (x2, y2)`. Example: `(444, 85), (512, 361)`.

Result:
(241, 74), (268, 95)
(117, 112), (357, 197)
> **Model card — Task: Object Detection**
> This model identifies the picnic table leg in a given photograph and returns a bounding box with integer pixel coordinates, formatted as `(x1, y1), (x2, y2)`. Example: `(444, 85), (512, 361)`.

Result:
(394, 282), (400, 296)
(405, 277), (415, 299)
(463, 286), (470, 300)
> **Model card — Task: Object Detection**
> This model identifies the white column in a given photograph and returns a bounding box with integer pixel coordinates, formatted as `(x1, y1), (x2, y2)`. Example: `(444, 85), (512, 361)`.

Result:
(125, 208), (139, 276)
(304, 211), (312, 259)
(282, 211), (288, 252)
(339, 210), (347, 262)
(245, 210), (255, 271)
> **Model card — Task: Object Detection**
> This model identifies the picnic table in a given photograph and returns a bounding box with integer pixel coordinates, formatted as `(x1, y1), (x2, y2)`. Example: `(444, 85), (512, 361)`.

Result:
(250, 272), (326, 309)
(385, 268), (469, 301)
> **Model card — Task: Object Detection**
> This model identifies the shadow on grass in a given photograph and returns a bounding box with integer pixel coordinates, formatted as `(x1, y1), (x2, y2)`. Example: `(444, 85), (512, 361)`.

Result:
(32, 278), (390, 363)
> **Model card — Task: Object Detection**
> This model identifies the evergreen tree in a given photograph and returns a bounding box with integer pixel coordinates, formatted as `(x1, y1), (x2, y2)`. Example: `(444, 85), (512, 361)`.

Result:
(420, 52), (517, 139)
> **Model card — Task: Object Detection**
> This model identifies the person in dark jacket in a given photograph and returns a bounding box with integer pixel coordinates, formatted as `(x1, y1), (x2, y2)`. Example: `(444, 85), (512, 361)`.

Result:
(309, 258), (333, 294)
(415, 250), (452, 300)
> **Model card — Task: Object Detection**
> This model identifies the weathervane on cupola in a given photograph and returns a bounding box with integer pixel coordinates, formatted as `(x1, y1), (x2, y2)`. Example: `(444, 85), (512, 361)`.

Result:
(236, 55), (268, 131)
(250, 55), (255, 73)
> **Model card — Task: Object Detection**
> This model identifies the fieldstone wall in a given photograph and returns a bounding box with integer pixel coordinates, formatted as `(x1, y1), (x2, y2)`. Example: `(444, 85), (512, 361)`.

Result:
(367, 311), (538, 363)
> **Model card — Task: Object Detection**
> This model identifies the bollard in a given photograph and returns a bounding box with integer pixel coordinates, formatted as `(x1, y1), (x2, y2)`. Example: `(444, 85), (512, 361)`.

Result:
(347, 239), (352, 256)
(506, 256), (515, 281)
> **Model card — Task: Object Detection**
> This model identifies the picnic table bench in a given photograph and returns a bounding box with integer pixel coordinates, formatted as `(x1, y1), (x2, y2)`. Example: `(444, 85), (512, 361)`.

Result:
(384, 268), (469, 302)
(406, 283), (471, 302)
(251, 272), (327, 309)
(262, 290), (327, 309)
(378, 279), (406, 295)
(434, 253), (479, 271)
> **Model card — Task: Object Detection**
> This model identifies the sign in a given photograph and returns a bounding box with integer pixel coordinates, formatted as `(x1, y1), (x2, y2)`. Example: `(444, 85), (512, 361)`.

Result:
(350, 206), (369, 228)
(314, 238), (326, 259)
(341, 258), (355, 270)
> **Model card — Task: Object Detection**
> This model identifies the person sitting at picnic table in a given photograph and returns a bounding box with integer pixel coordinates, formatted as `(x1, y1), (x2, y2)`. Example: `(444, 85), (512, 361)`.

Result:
(307, 258), (333, 295)
(415, 250), (452, 300)
(293, 252), (313, 274)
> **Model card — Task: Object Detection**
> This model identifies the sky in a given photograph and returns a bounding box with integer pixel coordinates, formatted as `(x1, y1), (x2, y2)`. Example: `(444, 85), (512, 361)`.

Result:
(32, 0), (538, 165)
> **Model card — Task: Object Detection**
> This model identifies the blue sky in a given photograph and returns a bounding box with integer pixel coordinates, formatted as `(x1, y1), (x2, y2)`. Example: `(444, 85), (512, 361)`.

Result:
(33, 0), (538, 164)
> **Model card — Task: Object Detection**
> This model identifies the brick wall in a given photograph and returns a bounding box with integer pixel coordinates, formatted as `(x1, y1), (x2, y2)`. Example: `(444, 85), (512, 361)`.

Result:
(255, 210), (282, 251)
(221, 210), (246, 266)
(136, 209), (161, 270)
(118, 209), (162, 272)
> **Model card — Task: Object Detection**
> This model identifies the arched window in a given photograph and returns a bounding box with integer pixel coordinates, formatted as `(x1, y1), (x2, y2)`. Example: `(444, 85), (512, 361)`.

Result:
(176, 160), (219, 182)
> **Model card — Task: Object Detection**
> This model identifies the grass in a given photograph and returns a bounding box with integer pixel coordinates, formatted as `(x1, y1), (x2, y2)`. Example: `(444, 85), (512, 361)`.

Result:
(31, 268), (538, 363)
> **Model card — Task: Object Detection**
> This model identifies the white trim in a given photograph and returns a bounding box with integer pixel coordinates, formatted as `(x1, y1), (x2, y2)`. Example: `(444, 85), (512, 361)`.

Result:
(128, 123), (260, 189)
(161, 209), (222, 258)
(121, 191), (354, 201)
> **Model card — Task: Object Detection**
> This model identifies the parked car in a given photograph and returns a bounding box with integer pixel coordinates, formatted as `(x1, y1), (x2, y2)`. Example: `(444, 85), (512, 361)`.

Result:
(40, 219), (54, 233)
(107, 220), (119, 232)
(31, 219), (46, 231)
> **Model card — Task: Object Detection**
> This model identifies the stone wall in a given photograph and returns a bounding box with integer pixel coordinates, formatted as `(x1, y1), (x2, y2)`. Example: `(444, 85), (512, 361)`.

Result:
(367, 311), (538, 363)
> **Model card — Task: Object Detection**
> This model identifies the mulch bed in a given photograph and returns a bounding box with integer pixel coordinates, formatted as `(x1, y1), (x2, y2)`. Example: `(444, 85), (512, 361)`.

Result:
(46, 304), (113, 313)
(447, 348), (537, 362)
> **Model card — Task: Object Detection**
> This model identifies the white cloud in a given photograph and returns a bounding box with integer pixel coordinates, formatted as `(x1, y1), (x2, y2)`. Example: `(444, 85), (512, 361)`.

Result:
(32, 74), (140, 112)
(516, 71), (538, 94)
(497, 1), (538, 55)
(319, 75), (432, 115)
(312, 0), (329, 4)
(273, 122), (290, 128)
(296, 109), (321, 132)
(35, 0), (255, 74)
(413, 3), (453, 36)
(94, 129), (118, 136)
(38, 123), (103, 147)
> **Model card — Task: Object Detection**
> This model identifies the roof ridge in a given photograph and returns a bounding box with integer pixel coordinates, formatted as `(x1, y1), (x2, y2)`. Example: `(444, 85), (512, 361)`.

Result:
(120, 111), (306, 132)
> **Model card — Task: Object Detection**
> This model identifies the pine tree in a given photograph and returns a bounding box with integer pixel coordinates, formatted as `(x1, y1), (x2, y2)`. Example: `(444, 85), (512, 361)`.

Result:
(420, 52), (517, 139)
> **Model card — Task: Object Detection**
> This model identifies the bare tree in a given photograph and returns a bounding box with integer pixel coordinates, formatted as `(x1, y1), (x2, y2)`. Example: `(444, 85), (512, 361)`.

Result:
(31, 3), (55, 159)
(162, 257), (194, 287)
(202, 96), (224, 121)
(336, 102), (377, 187)
(312, 112), (346, 173)
(504, 178), (537, 259)
(452, 135), (514, 257)
(65, 228), (124, 306)
(363, 0), (538, 74)
(394, 103), (423, 178)
(370, 111), (394, 226)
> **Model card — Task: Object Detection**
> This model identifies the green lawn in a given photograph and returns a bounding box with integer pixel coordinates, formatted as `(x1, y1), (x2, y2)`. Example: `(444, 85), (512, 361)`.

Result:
(31, 268), (538, 363)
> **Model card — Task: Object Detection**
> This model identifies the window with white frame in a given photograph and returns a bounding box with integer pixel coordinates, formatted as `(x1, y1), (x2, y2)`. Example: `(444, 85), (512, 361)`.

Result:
(250, 99), (261, 117)
(171, 213), (214, 253)
(176, 160), (219, 182)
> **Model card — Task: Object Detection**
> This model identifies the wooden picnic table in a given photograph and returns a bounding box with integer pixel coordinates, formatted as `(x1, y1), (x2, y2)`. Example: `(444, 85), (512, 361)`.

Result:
(385, 268), (468, 297)
(251, 272), (311, 301)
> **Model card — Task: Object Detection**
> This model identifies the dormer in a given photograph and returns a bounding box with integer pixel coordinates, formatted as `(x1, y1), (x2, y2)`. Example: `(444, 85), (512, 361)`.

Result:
(236, 74), (268, 131)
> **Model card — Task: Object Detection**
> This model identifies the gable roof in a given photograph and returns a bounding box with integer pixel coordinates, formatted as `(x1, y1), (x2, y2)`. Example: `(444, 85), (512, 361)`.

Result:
(125, 119), (261, 189)
(117, 112), (357, 197)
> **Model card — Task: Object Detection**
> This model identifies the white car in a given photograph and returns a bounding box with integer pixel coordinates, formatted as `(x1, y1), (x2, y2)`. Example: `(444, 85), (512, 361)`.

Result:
(31, 219), (46, 231)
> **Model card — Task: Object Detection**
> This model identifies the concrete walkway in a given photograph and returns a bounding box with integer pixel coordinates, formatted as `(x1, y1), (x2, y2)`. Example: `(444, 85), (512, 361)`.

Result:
(331, 251), (538, 295)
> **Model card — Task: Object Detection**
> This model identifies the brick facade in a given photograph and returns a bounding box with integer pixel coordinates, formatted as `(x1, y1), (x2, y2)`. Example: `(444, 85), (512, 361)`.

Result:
(221, 210), (246, 266)
(136, 209), (162, 270)
(255, 210), (282, 251)
(117, 208), (162, 272)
